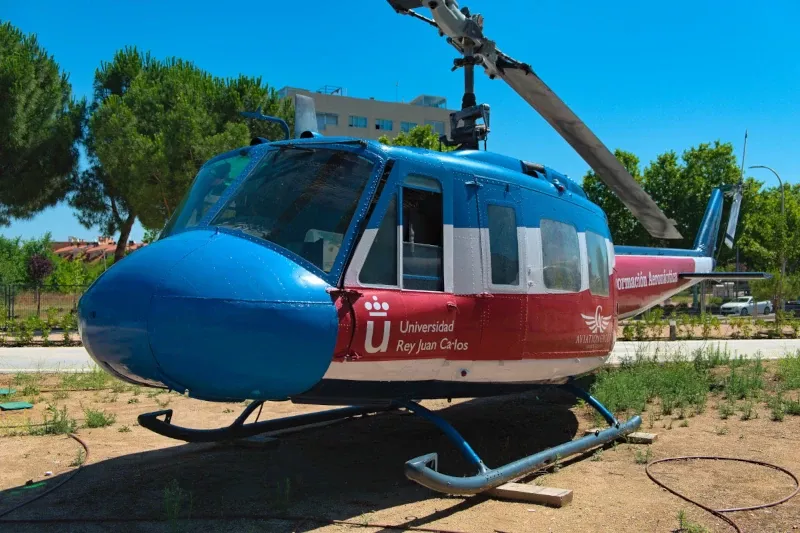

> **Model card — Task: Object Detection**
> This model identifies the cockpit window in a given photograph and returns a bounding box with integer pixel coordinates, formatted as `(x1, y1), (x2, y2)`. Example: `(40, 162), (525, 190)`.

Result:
(209, 147), (376, 273)
(161, 149), (253, 237)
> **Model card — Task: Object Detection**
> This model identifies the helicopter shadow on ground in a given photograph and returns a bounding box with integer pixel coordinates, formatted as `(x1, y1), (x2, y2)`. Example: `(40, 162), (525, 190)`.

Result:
(0, 385), (596, 533)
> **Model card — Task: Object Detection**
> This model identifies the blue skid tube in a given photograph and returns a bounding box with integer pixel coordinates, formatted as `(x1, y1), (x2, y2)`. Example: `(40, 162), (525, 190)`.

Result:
(401, 389), (641, 495)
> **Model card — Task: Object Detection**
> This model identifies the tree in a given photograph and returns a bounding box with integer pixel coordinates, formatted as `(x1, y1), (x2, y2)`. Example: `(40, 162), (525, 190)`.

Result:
(737, 182), (800, 273)
(26, 253), (53, 316)
(378, 124), (456, 151)
(0, 21), (85, 225)
(582, 149), (650, 246)
(582, 141), (744, 251)
(645, 141), (742, 251)
(69, 48), (292, 262)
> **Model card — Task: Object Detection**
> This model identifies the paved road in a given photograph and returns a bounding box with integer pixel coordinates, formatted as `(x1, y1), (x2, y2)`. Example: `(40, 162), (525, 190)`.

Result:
(609, 338), (800, 363)
(1, 340), (799, 373)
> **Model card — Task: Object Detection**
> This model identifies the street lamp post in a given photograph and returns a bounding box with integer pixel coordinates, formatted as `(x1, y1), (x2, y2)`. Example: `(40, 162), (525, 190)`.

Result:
(750, 165), (786, 314)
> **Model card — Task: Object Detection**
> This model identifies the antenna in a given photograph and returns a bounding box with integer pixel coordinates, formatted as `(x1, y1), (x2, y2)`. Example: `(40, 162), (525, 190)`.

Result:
(739, 129), (748, 184)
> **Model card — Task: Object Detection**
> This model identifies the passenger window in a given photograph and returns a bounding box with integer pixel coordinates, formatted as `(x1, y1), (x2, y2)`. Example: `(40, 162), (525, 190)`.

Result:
(586, 231), (610, 296)
(487, 205), (519, 285)
(359, 195), (398, 286)
(541, 218), (581, 292)
(402, 184), (443, 291)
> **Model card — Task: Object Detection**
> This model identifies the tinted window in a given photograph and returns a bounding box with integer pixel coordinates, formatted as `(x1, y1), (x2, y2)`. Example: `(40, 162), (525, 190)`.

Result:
(210, 148), (375, 273)
(161, 150), (252, 237)
(586, 231), (610, 296)
(541, 218), (581, 292)
(376, 119), (393, 131)
(402, 185), (443, 291)
(487, 205), (519, 285)
(360, 195), (398, 286)
(349, 115), (367, 128)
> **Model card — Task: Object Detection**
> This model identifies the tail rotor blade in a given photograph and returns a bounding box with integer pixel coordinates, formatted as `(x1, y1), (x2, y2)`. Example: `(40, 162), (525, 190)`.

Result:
(724, 186), (743, 249)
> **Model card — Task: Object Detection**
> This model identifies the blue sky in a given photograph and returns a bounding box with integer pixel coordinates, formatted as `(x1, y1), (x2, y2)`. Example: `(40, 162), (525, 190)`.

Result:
(4, 0), (799, 242)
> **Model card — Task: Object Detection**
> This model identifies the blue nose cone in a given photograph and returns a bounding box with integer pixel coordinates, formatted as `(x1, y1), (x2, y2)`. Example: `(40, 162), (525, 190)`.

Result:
(78, 230), (339, 401)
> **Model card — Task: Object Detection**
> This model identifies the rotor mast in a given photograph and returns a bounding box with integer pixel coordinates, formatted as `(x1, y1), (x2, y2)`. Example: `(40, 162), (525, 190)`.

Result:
(435, 4), (490, 151)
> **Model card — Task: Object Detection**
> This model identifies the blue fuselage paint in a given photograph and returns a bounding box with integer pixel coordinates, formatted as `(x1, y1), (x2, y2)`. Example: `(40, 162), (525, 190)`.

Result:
(78, 229), (339, 402)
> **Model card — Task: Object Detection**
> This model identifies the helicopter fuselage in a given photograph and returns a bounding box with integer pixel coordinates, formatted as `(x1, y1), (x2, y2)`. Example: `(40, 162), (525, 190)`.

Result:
(77, 138), (716, 404)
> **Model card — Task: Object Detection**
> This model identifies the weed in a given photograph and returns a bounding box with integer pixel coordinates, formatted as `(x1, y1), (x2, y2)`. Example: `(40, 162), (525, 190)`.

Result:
(61, 366), (110, 391)
(776, 352), (800, 389)
(223, 408), (234, 414)
(70, 448), (85, 467)
(13, 372), (43, 396)
(591, 449), (603, 462)
(677, 509), (710, 533)
(722, 360), (765, 400)
(28, 404), (77, 436)
(739, 401), (757, 421)
(785, 397), (800, 416)
(634, 447), (653, 464)
(680, 419), (689, 427)
(718, 402), (735, 420)
(767, 394), (786, 421)
(102, 392), (118, 403)
(83, 408), (116, 428)
(156, 396), (172, 409)
(110, 380), (131, 393)
(51, 390), (68, 400)
(589, 353), (709, 423)
(127, 397), (139, 404)
(118, 425), (131, 433)
(163, 479), (193, 532)
(715, 425), (729, 435)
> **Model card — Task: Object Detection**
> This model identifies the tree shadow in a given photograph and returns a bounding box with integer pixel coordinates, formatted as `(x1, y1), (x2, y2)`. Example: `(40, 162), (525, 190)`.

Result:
(0, 387), (589, 532)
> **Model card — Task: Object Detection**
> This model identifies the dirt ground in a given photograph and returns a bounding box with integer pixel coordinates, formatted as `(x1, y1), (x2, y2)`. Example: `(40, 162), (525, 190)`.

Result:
(1, 375), (799, 533)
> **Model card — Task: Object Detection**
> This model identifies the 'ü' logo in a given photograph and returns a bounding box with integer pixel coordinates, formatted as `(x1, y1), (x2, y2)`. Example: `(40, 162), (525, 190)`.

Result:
(364, 296), (390, 353)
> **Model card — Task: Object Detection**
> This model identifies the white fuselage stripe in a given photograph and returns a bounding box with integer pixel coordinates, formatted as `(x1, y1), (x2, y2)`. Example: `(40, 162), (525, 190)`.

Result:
(347, 226), (616, 296)
(321, 357), (609, 383)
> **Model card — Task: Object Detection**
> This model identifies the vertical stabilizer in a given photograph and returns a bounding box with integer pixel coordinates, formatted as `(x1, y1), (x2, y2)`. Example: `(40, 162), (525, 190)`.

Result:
(692, 187), (725, 257)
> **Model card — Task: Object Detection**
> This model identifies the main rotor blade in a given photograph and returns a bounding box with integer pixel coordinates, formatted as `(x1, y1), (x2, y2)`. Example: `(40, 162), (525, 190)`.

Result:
(495, 57), (682, 240)
(386, 0), (683, 240)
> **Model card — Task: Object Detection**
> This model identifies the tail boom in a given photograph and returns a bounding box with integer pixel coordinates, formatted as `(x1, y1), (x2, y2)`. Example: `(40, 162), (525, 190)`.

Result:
(615, 254), (712, 318)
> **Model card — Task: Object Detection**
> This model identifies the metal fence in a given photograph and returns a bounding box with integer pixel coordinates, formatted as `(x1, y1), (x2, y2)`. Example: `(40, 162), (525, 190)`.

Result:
(2, 284), (89, 320)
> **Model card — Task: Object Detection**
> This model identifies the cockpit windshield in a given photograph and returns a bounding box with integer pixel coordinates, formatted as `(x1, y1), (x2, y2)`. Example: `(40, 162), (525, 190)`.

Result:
(161, 148), (253, 237)
(209, 147), (376, 273)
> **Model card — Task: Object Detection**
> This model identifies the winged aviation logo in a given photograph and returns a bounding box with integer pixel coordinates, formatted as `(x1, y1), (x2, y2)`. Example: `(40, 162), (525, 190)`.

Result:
(581, 306), (612, 334)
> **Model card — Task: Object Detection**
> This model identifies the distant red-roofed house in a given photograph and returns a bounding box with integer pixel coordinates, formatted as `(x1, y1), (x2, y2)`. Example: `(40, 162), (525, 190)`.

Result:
(51, 236), (147, 263)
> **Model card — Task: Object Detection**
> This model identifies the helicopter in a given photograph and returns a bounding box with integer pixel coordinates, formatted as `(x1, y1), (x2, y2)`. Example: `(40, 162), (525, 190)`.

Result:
(76, 0), (768, 496)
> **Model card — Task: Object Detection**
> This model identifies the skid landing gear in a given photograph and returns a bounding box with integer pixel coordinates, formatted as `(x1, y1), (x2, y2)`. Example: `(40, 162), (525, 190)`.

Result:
(401, 383), (641, 495)
(138, 401), (396, 443)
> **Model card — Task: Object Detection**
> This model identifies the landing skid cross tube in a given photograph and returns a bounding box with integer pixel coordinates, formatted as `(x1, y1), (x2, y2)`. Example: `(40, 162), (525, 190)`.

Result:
(138, 402), (396, 443)
(401, 387), (641, 496)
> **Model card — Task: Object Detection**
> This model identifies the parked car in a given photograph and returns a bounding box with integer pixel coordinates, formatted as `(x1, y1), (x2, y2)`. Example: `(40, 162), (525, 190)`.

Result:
(784, 300), (800, 318)
(719, 296), (772, 316)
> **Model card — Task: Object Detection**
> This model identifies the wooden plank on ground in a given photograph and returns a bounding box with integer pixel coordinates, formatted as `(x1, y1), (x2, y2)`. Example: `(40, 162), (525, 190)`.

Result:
(488, 483), (573, 507)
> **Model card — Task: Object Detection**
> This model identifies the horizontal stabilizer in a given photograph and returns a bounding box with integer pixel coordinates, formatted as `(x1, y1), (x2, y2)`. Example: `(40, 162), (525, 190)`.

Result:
(678, 272), (772, 281)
